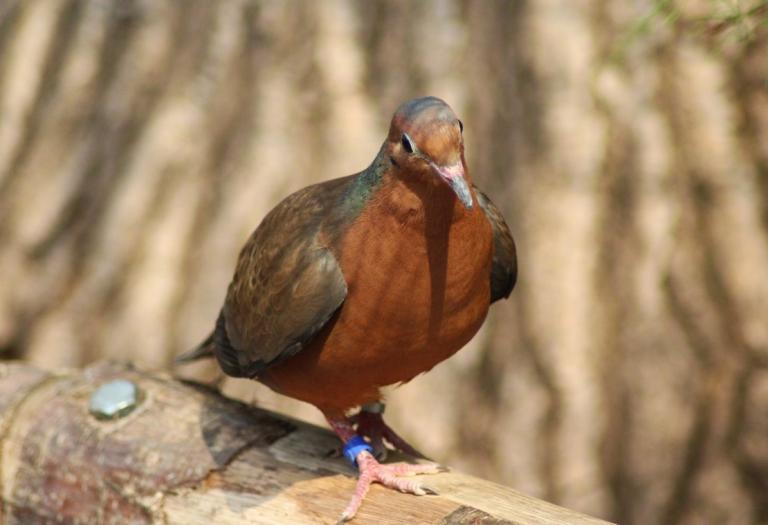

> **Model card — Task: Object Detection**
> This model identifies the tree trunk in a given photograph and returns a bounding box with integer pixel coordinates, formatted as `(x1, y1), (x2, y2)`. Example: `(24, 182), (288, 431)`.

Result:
(0, 1), (766, 524)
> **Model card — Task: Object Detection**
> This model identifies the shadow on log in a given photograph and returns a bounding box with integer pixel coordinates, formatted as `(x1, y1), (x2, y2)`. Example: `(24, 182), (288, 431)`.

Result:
(0, 361), (612, 525)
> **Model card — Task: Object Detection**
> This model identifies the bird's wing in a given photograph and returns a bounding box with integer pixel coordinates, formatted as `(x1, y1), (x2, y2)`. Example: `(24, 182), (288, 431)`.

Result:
(215, 177), (354, 378)
(475, 187), (517, 303)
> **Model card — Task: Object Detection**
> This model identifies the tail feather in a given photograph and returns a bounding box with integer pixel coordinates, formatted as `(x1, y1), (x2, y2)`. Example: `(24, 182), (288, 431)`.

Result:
(175, 332), (215, 364)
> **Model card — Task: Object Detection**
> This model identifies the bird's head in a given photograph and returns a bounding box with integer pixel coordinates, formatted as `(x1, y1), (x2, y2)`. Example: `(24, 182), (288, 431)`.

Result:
(386, 96), (473, 209)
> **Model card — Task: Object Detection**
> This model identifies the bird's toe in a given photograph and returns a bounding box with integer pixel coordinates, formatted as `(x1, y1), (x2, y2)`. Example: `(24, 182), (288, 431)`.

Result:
(337, 452), (443, 521)
(386, 461), (444, 477)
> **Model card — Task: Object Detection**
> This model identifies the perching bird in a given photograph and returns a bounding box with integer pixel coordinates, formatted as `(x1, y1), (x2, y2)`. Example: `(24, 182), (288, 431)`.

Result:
(179, 96), (516, 521)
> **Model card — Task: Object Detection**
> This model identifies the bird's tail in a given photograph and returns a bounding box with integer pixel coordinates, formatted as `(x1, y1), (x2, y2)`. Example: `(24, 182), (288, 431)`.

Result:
(175, 332), (216, 364)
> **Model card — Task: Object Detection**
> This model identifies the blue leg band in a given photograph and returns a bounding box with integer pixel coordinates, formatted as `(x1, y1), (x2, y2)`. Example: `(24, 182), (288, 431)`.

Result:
(343, 436), (374, 466)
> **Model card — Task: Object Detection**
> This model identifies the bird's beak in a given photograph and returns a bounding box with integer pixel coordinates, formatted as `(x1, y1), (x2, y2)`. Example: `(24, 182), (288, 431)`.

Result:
(431, 161), (473, 209)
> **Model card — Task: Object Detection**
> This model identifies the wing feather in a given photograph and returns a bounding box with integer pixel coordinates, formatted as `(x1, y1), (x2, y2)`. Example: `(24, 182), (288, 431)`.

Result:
(475, 187), (517, 303)
(213, 176), (354, 377)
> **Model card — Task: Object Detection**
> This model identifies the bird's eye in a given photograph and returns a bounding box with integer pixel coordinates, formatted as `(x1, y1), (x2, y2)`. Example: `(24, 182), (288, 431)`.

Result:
(401, 133), (414, 153)
(458, 120), (464, 133)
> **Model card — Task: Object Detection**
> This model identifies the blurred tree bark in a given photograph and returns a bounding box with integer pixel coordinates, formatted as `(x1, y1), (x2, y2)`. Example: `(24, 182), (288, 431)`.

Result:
(1, 1), (767, 524)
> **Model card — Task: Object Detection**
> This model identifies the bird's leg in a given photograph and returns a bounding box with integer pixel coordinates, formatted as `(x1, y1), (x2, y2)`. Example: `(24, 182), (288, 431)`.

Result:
(325, 415), (442, 523)
(350, 403), (427, 460)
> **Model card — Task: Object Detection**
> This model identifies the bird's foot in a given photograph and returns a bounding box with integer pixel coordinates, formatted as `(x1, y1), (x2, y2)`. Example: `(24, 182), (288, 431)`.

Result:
(351, 405), (427, 460)
(337, 451), (441, 523)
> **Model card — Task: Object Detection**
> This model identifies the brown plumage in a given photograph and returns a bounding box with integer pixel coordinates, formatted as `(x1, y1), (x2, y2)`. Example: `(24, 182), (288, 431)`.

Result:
(180, 96), (516, 521)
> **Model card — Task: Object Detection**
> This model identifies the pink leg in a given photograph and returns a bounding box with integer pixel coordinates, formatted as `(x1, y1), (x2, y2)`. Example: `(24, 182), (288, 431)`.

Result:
(326, 416), (443, 523)
(351, 405), (427, 460)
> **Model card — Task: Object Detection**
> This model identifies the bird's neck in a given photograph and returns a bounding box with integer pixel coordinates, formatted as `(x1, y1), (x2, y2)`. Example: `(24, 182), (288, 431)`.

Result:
(342, 151), (474, 233)
(381, 173), (466, 226)
(367, 156), (476, 235)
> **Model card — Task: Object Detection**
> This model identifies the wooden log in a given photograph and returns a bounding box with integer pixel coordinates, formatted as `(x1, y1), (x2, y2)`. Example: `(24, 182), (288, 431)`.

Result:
(0, 362), (613, 525)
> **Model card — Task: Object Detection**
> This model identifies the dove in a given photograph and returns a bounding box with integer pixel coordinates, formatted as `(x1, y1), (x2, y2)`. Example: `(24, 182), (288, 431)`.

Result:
(180, 96), (517, 521)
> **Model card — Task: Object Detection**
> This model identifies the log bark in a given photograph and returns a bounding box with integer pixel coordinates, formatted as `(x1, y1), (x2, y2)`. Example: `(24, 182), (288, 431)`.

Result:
(0, 361), (611, 525)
